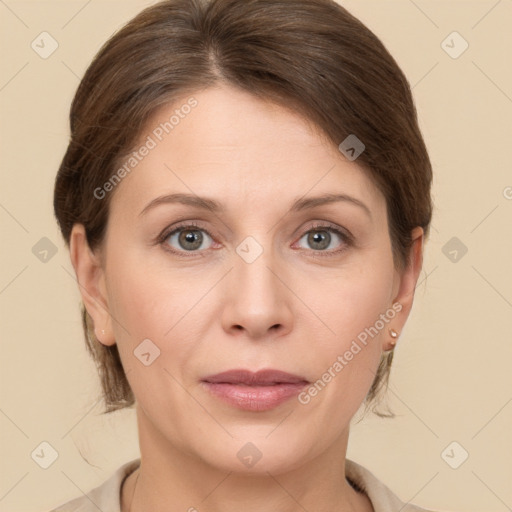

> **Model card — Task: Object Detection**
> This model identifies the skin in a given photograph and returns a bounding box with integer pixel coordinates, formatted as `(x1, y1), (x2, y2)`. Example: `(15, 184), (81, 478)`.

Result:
(70, 84), (424, 512)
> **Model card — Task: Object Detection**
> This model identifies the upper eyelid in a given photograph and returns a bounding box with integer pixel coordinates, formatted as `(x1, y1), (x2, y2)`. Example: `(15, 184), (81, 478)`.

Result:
(162, 221), (214, 239)
(162, 220), (346, 235)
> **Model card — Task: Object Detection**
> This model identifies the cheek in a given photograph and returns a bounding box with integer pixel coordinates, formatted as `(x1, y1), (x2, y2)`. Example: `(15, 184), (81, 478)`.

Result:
(104, 265), (202, 417)
(300, 257), (394, 408)
(104, 246), (212, 381)
(312, 253), (395, 347)
(105, 240), (187, 336)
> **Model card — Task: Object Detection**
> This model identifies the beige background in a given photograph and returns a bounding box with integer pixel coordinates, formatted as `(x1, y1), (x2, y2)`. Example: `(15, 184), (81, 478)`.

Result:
(1, 1), (511, 511)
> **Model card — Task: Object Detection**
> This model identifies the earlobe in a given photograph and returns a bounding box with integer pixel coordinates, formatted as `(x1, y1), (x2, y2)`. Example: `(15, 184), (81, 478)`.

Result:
(69, 224), (116, 347)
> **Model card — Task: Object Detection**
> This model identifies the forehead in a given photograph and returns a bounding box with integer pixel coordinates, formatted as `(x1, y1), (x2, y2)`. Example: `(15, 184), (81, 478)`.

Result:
(109, 84), (385, 217)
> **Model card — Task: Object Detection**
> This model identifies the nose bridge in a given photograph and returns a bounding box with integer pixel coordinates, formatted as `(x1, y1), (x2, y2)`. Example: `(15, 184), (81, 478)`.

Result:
(233, 233), (281, 304)
(221, 232), (292, 337)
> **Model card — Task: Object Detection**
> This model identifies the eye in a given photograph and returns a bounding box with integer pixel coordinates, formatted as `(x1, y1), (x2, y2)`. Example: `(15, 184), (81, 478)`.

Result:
(160, 222), (215, 254)
(157, 221), (352, 258)
(295, 223), (352, 255)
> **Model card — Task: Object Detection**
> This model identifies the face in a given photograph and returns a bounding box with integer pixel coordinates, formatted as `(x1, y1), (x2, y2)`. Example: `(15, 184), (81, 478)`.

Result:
(72, 84), (423, 474)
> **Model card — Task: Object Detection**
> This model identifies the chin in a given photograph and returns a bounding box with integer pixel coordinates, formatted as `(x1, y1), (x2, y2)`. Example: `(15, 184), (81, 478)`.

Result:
(190, 432), (312, 476)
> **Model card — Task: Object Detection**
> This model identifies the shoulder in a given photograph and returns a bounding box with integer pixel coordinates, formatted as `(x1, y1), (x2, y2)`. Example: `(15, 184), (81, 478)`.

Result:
(47, 458), (140, 512)
(345, 459), (440, 512)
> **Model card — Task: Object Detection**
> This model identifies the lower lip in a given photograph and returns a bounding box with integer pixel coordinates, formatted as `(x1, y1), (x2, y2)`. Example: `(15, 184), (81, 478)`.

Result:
(202, 382), (308, 412)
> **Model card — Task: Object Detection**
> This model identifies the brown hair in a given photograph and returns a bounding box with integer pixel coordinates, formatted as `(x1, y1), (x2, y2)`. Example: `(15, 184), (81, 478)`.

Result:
(54, 0), (433, 416)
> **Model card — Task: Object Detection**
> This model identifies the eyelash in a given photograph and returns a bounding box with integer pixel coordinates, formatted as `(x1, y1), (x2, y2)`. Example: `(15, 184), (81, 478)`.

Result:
(156, 221), (353, 259)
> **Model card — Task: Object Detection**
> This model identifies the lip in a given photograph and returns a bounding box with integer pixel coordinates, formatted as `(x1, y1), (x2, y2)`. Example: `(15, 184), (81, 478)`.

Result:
(201, 369), (309, 412)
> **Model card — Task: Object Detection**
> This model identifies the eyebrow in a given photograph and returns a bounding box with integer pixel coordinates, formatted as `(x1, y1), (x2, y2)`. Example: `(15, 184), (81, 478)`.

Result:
(139, 192), (372, 219)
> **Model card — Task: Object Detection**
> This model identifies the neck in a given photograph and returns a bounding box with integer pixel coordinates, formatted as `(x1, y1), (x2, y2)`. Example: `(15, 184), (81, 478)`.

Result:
(121, 406), (373, 512)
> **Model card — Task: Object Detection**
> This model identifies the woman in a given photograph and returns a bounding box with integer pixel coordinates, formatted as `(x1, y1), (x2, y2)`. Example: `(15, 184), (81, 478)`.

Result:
(50, 0), (438, 510)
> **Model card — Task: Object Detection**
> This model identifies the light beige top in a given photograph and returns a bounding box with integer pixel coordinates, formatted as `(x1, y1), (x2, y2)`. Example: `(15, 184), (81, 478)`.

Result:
(49, 458), (439, 512)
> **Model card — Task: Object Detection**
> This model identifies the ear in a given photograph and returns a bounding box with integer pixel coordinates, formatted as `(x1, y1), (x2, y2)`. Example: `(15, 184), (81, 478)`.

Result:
(387, 226), (424, 347)
(69, 224), (116, 347)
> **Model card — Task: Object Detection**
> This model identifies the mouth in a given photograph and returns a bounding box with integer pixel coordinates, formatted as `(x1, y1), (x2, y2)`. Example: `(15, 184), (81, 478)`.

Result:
(201, 369), (309, 412)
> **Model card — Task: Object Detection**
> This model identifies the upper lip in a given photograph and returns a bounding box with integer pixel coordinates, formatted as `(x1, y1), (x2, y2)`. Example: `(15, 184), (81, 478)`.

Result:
(202, 369), (309, 385)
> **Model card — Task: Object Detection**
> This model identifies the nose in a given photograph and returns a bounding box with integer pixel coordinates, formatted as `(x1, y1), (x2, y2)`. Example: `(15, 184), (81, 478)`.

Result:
(220, 245), (293, 340)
